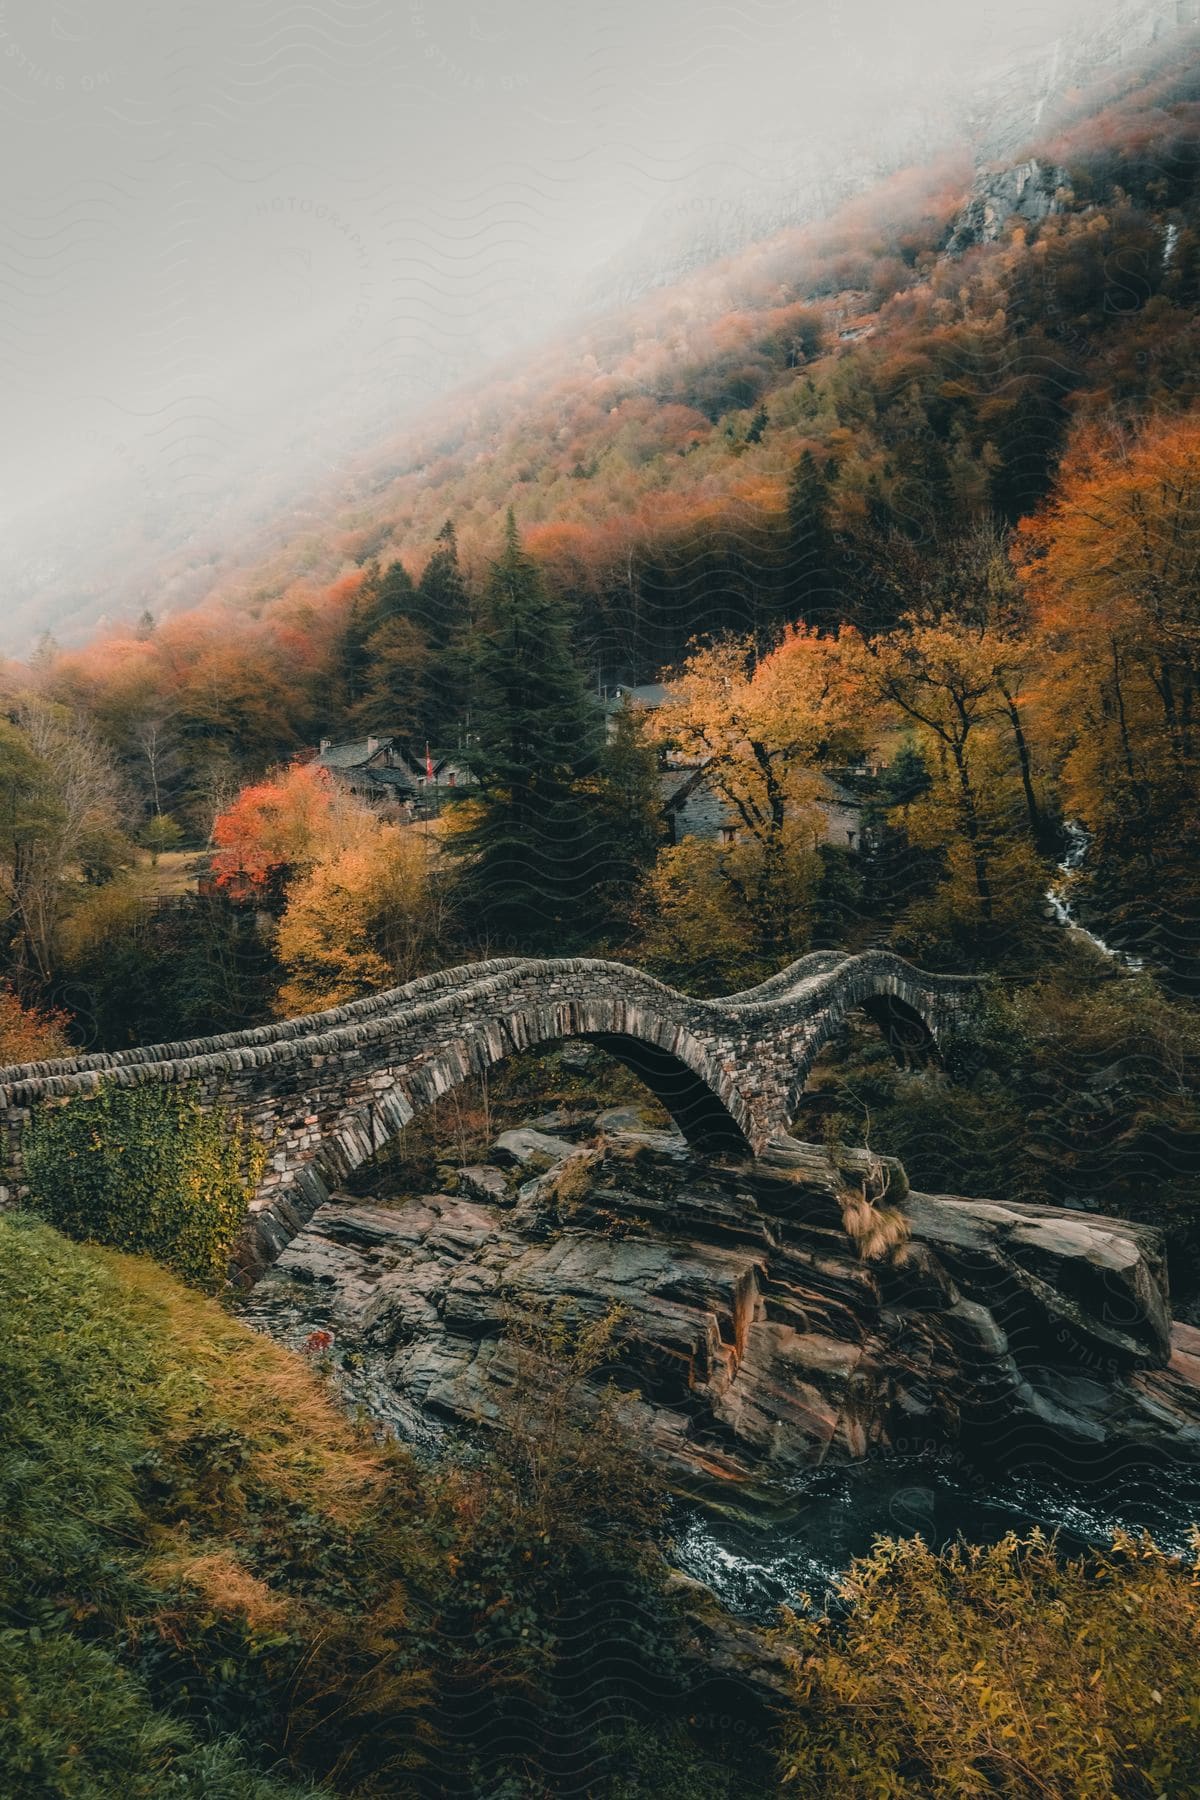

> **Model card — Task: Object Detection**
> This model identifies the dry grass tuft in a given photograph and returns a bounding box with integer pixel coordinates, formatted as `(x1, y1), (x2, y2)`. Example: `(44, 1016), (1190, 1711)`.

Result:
(836, 1152), (911, 1263)
(539, 1149), (601, 1211)
(149, 1549), (293, 1631)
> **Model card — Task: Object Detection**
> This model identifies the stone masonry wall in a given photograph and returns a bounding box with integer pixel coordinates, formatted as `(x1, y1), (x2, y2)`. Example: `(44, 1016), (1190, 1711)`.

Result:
(0, 949), (977, 1281)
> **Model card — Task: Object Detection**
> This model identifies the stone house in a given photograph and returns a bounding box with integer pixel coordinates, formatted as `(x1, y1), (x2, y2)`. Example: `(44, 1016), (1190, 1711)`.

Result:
(660, 763), (866, 852)
(597, 682), (671, 741)
(314, 734), (476, 815)
(315, 735), (418, 810)
(392, 743), (478, 795)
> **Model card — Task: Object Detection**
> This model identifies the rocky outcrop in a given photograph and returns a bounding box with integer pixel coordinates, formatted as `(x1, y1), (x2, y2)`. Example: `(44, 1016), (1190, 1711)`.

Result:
(947, 158), (1071, 253)
(238, 1126), (1200, 1509)
(490, 1126), (588, 1167)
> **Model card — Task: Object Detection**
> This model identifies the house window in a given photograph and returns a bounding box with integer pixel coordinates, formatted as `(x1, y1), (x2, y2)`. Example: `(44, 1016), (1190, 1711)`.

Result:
(719, 825), (737, 845)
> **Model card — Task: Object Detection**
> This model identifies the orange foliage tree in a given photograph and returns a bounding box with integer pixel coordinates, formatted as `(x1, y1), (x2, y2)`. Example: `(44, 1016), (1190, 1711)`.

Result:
(1015, 410), (1200, 831)
(209, 762), (373, 901)
(1013, 408), (1200, 983)
(655, 625), (871, 848)
(0, 987), (71, 1067)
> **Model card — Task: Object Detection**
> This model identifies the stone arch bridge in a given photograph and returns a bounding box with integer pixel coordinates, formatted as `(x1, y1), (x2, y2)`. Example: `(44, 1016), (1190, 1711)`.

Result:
(0, 950), (978, 1281)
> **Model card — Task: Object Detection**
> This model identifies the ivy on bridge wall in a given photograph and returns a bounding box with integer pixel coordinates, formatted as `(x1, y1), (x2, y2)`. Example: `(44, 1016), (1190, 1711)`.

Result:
(21, 1083), (267, 1289)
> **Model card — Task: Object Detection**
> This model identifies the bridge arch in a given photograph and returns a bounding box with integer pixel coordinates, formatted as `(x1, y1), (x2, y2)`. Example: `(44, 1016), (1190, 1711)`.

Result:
(284, 996), (757, 1235)
(859, 993), (940, 1065)
(0, 949), (977, 1284)
(779, 971), (954, 1126)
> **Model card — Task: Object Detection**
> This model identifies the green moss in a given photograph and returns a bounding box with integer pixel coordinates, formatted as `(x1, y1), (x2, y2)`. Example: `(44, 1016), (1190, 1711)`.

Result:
(21, 1081), (267, 1287)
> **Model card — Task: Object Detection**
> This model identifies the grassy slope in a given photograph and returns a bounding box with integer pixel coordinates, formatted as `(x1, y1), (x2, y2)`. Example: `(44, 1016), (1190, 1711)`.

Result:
(0, 1210), (754, 1800)
(0, 1212), (413, 1799)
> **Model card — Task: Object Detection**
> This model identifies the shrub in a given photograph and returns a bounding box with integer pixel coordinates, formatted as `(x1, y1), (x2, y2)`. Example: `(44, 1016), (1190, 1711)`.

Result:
(0, 986), (71, 1067)
(21, 1081), (267, 1288)
(794, 964), (1200, 1300)
(776, 1530), (1200, 1798)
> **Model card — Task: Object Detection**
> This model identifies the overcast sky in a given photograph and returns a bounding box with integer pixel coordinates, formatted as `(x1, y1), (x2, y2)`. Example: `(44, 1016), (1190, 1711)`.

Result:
(0, 0), (1167, 646)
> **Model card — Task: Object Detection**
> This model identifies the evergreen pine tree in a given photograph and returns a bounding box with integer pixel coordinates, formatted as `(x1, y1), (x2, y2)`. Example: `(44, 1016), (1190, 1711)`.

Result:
(590, 700), (663, 939)
(417, 520), (472, 741)
(745, 404), (770, 445)
(351, 615), (430, 736)
(880, 739), (932, 809)
(338, 559), (422, 715)
(456, 514), (602, 950)
(784, 449), (840, 624)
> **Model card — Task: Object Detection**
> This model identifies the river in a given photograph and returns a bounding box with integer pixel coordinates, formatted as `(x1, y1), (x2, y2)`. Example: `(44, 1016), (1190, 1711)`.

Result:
(675, 1453), (1200, 1619)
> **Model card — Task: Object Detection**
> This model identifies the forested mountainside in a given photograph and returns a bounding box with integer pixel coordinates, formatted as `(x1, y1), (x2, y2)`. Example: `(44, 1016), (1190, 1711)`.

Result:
(5, 0), (1192, 657)
(16, 32), (1200, 681)
(0, 32), (1195, 994)
(2, 18), (1199, 1271)
(0, 34), (1193, 943)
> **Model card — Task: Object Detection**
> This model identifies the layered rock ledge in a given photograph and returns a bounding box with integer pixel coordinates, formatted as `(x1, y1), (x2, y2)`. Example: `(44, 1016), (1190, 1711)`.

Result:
(239, 1122), (1200, 1508)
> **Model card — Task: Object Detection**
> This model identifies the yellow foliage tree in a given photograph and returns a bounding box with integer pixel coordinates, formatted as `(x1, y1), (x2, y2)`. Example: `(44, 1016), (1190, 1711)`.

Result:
(655, 626), (872, 848)
(637, 838), (788, 993)
(647, 627), (872, 964)
(865, 606), (1047, 949)
(274, 825), (442, 1015)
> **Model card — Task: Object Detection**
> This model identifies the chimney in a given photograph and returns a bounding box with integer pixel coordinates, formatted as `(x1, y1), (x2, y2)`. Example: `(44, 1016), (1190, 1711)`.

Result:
(319, 737), (331, 755)
(366, 735), (380, 758)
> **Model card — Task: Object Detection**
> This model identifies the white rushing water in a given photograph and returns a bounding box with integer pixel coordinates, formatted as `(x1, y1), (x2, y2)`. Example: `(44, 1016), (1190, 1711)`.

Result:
(675, 1455), (1200, 1619)
(1044, 821), (1144, 971)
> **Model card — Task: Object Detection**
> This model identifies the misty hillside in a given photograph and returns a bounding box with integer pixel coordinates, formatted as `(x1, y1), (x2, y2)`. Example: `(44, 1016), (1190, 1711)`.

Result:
(584, 0), (1200, 306)
(9, 8), (1200, 660)
(21, 23), (1194, 688)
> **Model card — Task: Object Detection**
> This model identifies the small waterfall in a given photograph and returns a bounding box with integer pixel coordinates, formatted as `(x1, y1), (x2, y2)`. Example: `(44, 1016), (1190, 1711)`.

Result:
(1044, 822), (1144, 970)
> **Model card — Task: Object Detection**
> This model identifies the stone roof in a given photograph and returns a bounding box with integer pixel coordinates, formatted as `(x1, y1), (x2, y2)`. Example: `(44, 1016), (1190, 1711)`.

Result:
(361, 766), (416, 791)
(316, 738), (385, 770)
(658, 766), (710, 808)
(598, 682), (671, 715)
(816, 772), (865, 810)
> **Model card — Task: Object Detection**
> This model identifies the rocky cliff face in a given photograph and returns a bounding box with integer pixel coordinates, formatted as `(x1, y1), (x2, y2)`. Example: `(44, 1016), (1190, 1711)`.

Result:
(946, 158), (1072, 254)
(239, 1115), (1200, 1514)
